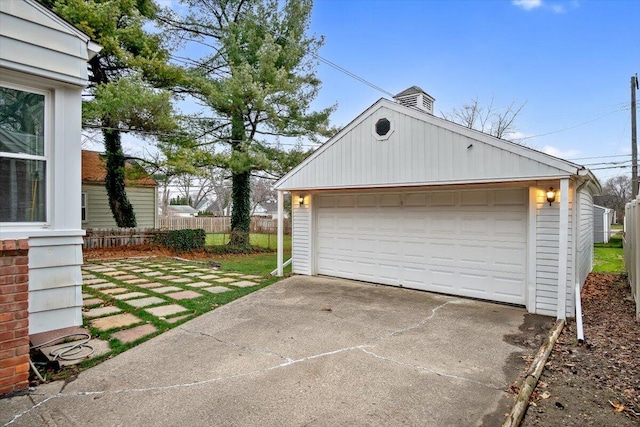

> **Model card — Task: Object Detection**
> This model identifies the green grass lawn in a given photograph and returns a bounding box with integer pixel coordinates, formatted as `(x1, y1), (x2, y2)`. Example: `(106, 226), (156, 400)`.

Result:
(206, 233), (291, 250)
(593, 234), (625, 273)
(218, 252), (292, 276)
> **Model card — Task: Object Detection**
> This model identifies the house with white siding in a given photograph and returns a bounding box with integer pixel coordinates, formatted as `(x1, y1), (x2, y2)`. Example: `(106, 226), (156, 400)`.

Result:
(593, 204), (613, 244)
(0, 0), (100, 334)
(274, 86), (600, 319)
(81, 150), (158, 229)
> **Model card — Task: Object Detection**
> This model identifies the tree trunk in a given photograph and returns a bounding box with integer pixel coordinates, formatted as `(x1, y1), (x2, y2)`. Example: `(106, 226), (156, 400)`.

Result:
(103, 128), (137, 228)
(230, 169), (251, 247)
(229, 112), (251, 248)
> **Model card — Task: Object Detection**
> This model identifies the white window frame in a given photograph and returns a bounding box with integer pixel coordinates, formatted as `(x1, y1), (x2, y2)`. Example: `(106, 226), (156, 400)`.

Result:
(81, 192), (87, 222)
(0, 81), (51, 226)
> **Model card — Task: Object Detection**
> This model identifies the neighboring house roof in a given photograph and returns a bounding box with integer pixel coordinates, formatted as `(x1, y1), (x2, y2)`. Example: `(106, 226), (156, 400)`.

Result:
(166, 205), (198, 214)
(275, 97), (599, 191)
(82, 150), (157, 186)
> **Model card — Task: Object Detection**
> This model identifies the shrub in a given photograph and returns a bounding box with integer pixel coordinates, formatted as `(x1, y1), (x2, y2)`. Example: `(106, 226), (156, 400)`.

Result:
(154, 229), (206, 252)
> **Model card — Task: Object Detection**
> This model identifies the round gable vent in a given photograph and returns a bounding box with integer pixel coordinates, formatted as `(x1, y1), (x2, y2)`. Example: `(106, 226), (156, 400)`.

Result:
(375, 118), (391, 136)
(373, 117), (394, 140)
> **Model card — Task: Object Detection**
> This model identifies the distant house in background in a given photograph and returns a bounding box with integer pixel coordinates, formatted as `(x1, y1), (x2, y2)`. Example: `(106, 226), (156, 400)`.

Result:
(252, 200), (279, 218)
(164, 204), (199, 217)
(81, 150), (158, 228)
(593, 195), (621, 224)
(593, 205), (613, 243)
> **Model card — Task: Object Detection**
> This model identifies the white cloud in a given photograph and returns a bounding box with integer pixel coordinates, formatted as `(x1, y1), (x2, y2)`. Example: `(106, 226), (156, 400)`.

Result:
(550, 4), (566, 13)
(541, 145), (580, 159)
(512, 0), (543, 11)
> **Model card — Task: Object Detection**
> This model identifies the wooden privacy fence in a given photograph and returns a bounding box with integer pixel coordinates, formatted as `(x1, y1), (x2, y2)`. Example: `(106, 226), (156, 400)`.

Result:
(83, 218), (291, 249)
(83, 228), (157, 249)
(623, 199), (640, 320)
(157, 217), (291, 234)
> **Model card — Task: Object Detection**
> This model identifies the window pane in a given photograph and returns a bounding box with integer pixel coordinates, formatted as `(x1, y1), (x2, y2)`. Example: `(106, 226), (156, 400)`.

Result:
(0, 157), (46, 222)
(0, 87), (45, 156)
(81, 193), (86, 221)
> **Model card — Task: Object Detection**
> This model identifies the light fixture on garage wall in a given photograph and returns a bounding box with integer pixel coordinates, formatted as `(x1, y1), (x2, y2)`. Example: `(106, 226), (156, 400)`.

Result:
(546, 188), (556, 206)
(298, 195), (304, 207)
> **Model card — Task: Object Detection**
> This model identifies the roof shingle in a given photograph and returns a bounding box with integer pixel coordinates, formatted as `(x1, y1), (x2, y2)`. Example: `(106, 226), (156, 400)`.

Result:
(82, 150), (157, 186)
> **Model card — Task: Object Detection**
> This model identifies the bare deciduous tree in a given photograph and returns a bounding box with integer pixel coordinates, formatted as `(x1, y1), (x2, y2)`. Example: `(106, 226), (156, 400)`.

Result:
(601, 175), (632, 213)
(441, 97), (526, 142)
(250, 177), (276, 216)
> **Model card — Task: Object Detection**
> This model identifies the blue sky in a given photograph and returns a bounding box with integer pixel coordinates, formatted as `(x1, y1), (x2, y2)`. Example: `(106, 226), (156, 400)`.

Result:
(118, 0), (638, 185)
(304, 0), (639, 184)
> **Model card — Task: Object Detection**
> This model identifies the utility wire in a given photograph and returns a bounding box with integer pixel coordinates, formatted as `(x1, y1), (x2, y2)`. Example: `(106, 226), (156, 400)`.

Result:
(518, 107), (628, 141)
(569, 154), (631, 161)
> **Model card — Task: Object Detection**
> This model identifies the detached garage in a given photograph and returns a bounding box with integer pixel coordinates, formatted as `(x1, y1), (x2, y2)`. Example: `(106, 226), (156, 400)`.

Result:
(274, 86), (600, 319)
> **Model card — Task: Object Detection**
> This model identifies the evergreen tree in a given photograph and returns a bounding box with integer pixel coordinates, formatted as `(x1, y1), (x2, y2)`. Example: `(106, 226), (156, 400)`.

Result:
(161, 0), (334, 248)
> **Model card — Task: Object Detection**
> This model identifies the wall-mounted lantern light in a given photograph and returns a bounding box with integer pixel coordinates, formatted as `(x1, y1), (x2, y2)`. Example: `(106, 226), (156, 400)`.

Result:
(546, 188), (556, 206)
(298, 195), (304, 207)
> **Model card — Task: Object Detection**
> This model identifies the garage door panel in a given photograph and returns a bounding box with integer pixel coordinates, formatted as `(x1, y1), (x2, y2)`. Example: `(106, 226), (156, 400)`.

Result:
(357, 194), (376, 207)
(432, 192), (455, 206)
(317, 195), (336, 208)
(460, 190), (489, 206)
(460, 216), (491, 236)
(431, 216), (457, 235)
(337, 195), (355, 207)
(315, 188), (527, 305)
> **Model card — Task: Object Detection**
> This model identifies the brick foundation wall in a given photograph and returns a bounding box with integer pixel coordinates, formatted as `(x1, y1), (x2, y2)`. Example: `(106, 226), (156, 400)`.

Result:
(0, 239), (30, 396)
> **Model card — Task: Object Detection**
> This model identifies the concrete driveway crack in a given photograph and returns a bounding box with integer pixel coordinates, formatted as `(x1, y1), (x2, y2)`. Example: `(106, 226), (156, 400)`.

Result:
(359, 348), (505, 391)
(179, 327), (294, 363)
(368, 300), (453, 345)
(3, 344), (373, 426)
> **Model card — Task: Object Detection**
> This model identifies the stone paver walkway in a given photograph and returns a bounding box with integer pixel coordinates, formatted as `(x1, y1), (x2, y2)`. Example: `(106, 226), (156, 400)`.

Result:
(81, 258), (264, 351)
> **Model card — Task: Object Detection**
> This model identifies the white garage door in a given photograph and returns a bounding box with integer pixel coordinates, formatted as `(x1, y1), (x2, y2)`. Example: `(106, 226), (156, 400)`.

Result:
(315, 189), (527, 305)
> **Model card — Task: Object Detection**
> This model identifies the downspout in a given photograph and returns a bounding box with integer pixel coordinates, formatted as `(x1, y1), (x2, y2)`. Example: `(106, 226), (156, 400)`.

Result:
(557, 178), (570, 320)
(276, 190), (284, 276)
(574, 174), (590, 344)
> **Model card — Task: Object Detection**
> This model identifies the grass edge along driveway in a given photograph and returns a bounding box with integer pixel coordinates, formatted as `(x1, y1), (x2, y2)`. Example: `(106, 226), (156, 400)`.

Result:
(77, 252), (290, 372)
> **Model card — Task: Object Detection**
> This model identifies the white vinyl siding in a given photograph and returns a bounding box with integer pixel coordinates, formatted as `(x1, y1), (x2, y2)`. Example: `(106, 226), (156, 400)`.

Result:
(28, 235), (83, 334)
(593, 205), (610, 244)
(277, 102), (577, 192)
(535, 185), (574, 317)
(313, 188), (527, 305)
(82, 184), (157, 229)
(578, 191), (594, 285)
(292, 193), (312, 275)
(0, 0), (92, 86)
(0, 0), (97, 335)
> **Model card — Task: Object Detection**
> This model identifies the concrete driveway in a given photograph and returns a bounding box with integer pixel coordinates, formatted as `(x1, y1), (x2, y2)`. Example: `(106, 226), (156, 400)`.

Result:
(2, 276), (550, 427)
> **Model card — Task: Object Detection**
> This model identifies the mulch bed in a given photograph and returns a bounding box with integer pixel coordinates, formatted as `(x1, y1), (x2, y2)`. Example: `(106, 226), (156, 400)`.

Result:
(82, 244), (270, 261)
(522, 273), (640, 426)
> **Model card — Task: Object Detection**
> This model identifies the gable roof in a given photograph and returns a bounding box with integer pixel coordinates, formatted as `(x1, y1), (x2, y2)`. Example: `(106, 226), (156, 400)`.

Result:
(82, 150), (157, 187)
(275, 98), (598, 191)
(166, 205), (198, 214)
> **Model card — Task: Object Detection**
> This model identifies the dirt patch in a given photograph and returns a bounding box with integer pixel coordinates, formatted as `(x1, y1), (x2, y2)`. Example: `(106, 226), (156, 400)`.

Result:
(481, 314), (554, 427)
(521, 273), (640, 426)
